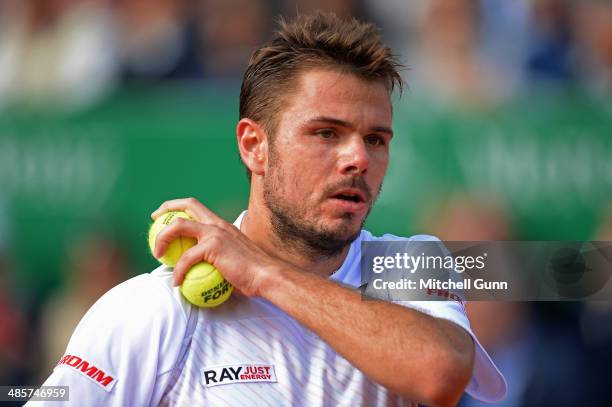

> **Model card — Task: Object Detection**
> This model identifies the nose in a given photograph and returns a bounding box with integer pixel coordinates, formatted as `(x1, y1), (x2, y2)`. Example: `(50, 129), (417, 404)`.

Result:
(338, 135), (369, 176)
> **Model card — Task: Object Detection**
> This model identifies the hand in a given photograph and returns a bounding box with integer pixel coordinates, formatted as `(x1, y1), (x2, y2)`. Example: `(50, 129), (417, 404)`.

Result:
(151, 197), (280, 296)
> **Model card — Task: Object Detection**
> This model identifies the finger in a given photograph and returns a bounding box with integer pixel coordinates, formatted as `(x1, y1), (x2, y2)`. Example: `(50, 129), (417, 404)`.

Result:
(151, 197), (226, 228)
(172, 233), (224, 286)
(151, 197), (207, 221)
(153, 217), (203, 259)
(172, 244), (212, 287)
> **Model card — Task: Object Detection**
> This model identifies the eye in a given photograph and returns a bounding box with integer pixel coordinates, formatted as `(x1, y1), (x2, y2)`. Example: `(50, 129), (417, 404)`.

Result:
(365, 134), (386, 146)
(315, 129), (336, 139)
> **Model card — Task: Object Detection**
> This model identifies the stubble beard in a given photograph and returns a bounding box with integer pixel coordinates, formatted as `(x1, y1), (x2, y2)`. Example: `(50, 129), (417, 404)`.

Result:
(262, 158), (377, 260)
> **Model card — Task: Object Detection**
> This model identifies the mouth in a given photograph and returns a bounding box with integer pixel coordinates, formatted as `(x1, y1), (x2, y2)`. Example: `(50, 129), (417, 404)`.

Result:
(328, 188), (368, 213)
(330, 188), (367, 203)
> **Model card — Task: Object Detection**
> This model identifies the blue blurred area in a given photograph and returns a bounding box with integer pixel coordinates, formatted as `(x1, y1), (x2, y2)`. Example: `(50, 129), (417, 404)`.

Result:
(0, 0), (611, 405)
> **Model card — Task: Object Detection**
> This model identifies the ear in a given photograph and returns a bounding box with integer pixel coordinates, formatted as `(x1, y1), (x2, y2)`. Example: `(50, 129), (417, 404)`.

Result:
(236, 118), (268, 177)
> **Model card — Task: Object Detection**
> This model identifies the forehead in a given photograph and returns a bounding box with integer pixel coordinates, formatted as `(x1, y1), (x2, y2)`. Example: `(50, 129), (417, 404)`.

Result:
(278, 68), (393, 128)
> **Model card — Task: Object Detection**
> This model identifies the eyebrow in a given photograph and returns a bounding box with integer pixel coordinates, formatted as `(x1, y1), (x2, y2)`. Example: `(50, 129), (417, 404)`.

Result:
(307, 116), (394, 138)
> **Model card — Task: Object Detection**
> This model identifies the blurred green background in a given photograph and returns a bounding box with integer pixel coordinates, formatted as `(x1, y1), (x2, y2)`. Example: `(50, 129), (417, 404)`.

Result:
(1, 85), (610, 307)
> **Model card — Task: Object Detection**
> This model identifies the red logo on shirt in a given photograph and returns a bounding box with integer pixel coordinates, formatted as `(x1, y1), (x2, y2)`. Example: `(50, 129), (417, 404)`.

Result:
(426, 288), (465, 305)
(56, 354), (117, 391)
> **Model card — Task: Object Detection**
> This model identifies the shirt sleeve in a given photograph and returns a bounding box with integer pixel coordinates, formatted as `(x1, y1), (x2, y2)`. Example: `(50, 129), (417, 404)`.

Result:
(395, 299), (507, 403)
(28, 271), (189, 407)
(359, 233), (507, 402)
(391, 235), (507, 403)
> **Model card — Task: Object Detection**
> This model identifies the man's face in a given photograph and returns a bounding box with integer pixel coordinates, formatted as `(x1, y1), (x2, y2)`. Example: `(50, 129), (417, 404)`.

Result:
(262, 68), (393, 256)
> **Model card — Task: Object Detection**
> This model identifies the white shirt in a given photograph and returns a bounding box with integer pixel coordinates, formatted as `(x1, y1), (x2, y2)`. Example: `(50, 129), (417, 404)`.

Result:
(33, 212), (506, 406)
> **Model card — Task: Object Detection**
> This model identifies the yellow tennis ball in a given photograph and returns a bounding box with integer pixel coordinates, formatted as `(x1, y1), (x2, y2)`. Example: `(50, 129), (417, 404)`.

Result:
(148, 211), (197, 267)
(180, 263), (233, 307)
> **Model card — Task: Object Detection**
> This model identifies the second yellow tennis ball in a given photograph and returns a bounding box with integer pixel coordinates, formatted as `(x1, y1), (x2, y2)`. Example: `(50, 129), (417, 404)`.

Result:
(180, 263), (233, 307)
(148, 211), (197, 267)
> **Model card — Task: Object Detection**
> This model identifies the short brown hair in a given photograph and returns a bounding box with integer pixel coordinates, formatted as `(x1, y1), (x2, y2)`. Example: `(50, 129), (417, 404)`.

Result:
(239, 12), (403, 179)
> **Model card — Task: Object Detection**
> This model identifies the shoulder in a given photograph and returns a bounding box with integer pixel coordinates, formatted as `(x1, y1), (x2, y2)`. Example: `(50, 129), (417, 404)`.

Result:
(333, 231), (447, 286)
(360, 230), (450, 256)
(35, 266), (194, 406)
(75, 266), (190, 333)
(360, 230), (442, 243)
(66, 265), (193, 375)
(107, 265), (190, 317)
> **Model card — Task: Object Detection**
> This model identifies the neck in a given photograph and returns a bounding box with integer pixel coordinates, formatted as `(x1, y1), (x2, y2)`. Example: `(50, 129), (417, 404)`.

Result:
(240, 199), (351, 278)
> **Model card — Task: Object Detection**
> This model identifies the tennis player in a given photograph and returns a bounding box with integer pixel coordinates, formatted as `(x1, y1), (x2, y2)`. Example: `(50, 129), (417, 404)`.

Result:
(33, 12), (506, 406)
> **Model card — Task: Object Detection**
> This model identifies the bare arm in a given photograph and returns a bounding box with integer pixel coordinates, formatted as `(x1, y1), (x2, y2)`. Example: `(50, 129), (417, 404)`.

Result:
(260, 263), (474, 406)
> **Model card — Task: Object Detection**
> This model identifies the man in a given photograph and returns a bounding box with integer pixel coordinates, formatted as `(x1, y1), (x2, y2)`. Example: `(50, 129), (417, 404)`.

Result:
(35, 12), (506, 406)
